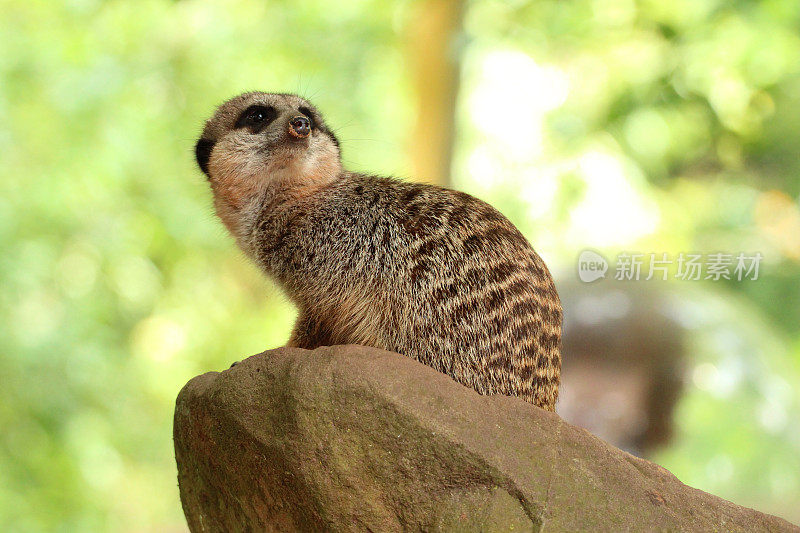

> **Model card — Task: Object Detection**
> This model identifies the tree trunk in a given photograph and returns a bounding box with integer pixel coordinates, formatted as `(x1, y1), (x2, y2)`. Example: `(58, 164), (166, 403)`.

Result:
(405, 0), (465, 187)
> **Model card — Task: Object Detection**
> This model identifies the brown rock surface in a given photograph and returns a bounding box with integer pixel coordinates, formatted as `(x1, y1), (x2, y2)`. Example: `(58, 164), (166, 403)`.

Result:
(174, 345), (798, 532)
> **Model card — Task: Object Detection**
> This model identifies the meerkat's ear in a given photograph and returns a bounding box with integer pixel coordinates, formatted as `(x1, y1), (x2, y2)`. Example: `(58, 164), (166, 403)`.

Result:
(325, 129), (340, 149)
(195, 138), (215, 177)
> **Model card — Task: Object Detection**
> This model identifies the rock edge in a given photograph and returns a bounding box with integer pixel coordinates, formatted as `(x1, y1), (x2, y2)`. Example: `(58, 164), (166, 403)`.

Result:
(174, 345), (798, 532)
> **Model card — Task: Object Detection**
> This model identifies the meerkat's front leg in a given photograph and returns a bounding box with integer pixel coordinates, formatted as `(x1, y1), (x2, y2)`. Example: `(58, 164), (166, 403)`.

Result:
(287, 312), (334, 350)
(230, 314), (329, 367)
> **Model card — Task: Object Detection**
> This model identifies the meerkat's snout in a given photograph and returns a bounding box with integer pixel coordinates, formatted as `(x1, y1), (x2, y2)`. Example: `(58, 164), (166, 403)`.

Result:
(288, 115), (311, 138)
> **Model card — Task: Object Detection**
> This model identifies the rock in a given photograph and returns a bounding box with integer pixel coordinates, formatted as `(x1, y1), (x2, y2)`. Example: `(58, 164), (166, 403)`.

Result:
(174, 345), (798, 532)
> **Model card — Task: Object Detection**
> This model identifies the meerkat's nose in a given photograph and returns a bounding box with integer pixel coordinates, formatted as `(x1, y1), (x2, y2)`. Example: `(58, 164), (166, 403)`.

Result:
(288, 116), (311, 138)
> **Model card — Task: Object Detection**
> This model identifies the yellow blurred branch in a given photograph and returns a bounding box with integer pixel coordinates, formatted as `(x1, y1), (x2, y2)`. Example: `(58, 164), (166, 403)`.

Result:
(405, 0), (465, 186)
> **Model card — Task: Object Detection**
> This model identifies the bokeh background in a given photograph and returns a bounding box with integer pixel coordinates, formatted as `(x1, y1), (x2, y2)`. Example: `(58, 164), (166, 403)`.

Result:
(2, 0), (799, 529)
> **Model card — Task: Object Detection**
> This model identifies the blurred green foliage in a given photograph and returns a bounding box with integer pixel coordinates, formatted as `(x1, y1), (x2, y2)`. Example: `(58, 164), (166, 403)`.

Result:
(1, 0), (799, 529)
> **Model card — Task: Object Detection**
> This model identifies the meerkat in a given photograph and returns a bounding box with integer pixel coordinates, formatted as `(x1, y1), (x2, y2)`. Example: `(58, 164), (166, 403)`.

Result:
(195, 92), (562, 410)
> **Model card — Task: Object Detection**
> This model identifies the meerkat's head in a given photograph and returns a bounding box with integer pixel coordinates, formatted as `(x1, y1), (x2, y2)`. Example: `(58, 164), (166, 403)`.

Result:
(195, 92), (342, 235)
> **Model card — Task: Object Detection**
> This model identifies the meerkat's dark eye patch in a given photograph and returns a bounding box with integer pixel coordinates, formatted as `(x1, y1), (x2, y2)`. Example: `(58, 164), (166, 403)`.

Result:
(235, 105), (277, 131)
(298, 106), (314, 128)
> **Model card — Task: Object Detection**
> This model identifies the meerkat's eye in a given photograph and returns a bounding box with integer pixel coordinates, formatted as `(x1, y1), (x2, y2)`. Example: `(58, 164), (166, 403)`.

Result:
(235, 105), (277, 131)
(298, 106), (314, 129)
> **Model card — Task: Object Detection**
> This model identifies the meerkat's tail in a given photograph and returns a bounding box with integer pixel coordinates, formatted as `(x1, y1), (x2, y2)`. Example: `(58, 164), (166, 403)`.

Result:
(529, 275), (563, 412)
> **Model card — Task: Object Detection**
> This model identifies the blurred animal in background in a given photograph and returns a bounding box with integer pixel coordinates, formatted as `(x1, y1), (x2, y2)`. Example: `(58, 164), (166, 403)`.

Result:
(557, 280), (686, 457)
